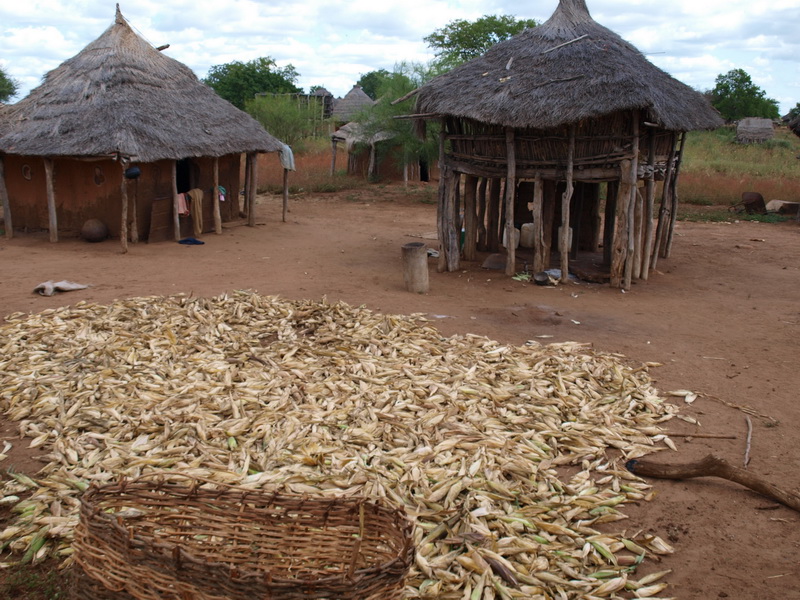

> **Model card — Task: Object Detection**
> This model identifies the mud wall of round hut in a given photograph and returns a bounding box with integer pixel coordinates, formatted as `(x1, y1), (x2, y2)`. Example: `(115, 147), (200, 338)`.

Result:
(4, 155), (243, 239)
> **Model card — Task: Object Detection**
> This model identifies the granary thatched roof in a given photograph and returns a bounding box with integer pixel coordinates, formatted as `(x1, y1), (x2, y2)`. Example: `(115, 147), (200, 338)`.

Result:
(789, 115), (800, 138)
(0, 6), (283, 162)
(332, 85), (375, 122)
(332, 121), (394, 149)
(414, 0), (723, 131)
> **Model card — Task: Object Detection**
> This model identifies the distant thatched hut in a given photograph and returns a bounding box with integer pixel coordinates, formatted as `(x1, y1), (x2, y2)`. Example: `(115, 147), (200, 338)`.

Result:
(736, 117), (774, 144)
(411, 0), (723, 288)
(788, 115), (800, 138)
(332, 85), (375, 125)
(0, 6), (283, 249)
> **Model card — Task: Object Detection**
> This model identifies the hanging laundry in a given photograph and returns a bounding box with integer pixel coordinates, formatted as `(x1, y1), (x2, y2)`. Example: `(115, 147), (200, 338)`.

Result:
(176, 193), (190, 217)
(186, 188), (204, 236)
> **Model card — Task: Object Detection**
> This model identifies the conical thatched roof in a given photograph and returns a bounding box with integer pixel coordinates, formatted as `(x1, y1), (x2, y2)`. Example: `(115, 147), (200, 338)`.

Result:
(415, 0), (722, 131)
(0, 6), (283, 161)
(332, 85), (375, 122)
(789, 115), (800, 138)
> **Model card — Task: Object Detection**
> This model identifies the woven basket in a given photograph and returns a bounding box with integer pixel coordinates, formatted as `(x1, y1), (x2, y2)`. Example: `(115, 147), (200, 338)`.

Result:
(70, 475), (414, 600)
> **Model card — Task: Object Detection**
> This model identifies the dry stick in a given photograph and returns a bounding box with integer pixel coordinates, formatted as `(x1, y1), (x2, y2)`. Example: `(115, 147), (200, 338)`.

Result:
(627, 454), (800, 513)
(541, 34), (588, 54)
(390, 87), (420, 105)
(744, 416), (753, 468)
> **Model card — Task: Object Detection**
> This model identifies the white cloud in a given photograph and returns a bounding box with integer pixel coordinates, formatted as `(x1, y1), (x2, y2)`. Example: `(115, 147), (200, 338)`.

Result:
(0, 0), (797, 113)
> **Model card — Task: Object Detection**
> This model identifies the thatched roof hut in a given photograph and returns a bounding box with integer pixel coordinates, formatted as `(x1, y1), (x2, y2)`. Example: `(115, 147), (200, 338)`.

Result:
(412, 0), (723, 288)
(332, 85), (375, 123)
(789, 115), (800, 138)
(0, 5), (284, 247)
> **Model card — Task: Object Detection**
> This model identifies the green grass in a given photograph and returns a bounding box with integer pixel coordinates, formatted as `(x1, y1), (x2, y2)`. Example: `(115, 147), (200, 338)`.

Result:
(680, 126), (800, 206)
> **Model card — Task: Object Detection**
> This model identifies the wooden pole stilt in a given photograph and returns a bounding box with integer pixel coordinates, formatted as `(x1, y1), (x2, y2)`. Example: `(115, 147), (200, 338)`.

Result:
(487, 178), (501, 252)
(504, 128), (517, 277)
(330, 139), (337, 175)
(632, 188), (644, 279)
(652, 133), (677, 268)
(43, 158), (57, 242)
(282, 169), (289, 222)
(623, 113), (640, 290)
(559, 125), (576, 283)
(603, 181), (617, 267)
(402, 242), (429, 293)
(462, 174), (478, 261)
(641, 131), (657, 280)
(242, 153), (251, 219)
(248, 152), (258, 227)
(588, 183), (602, 253)
(120, 174), (129, 253)
(171, 161), (180, 241)
(663, 132), (686, 259)
(130, 177), (138, 244)
(532, 174), (546, 273)
(436, 124), (448, 272)
(610, 159), (632, 288)
(213, 157), (222, 234)
(476, 178), (487, 251)
(0, 157), (12, 239)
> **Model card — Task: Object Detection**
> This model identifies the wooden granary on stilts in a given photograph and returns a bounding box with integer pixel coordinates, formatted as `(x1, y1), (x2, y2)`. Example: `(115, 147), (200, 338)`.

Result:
(0, 6), (284, 250)
(411, 0), (723, 288)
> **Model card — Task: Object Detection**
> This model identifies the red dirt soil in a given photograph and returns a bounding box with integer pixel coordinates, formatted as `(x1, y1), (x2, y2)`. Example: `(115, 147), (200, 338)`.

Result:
(1, 184), (799, 598)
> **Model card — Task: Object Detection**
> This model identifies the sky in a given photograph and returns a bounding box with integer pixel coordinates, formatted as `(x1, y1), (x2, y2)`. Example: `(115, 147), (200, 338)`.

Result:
(1, 0), (798, 115)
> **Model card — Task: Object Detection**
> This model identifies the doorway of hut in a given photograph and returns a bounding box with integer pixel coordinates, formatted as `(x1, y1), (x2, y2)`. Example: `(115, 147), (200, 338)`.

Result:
(176, 158), (196, 193)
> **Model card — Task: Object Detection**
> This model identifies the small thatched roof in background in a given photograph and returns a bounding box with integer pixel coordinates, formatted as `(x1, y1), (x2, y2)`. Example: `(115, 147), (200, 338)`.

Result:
(789, 115), (800, 138)
(332, 121), (393, 149)
(736, 117), (774, 144)
(332, 85), (375, 122)
(311, 87), (333, 97)
(414, 0), (722, 131)
(0, 5), (283, 162)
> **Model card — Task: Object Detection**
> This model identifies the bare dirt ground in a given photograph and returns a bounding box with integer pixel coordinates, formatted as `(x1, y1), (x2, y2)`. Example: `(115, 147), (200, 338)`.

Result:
(1, 183), (799, 598)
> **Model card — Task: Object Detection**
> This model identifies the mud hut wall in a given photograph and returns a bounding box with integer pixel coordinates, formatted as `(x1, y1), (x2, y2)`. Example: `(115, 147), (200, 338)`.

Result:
(4, 155), (242, 237)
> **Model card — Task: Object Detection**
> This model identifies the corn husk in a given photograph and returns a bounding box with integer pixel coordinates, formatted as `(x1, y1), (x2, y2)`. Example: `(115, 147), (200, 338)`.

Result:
(0, 291), (678, 596)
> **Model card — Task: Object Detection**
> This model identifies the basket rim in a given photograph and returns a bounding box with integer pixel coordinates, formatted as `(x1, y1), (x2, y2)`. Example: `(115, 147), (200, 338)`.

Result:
(76, 475), (415, 584)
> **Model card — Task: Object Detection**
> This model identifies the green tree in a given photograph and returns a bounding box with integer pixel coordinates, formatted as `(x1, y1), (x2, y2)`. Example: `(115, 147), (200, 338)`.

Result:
(203, 57), (301, 110)
(357, 69), (392, 100)
(424, 15), (538, 70)
(785, 102), (800, 120)
(351, 62), (440, 180)
(0, 65), (19, 102)
(246, 94), (323, 148)
(710, 69), (780, 122)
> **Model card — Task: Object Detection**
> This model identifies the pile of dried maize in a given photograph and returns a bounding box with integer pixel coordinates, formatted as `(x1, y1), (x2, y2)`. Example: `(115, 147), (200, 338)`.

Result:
(0, 291), (679, 598)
